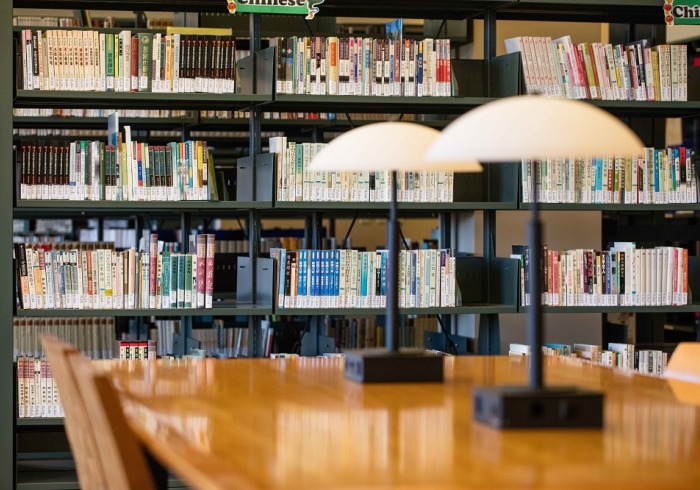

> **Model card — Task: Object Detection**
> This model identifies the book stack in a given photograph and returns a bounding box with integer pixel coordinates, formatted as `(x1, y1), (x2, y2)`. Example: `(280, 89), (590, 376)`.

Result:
(272, 36), (452, 97)
(18, 28), (238, 93)
(521, 147), (697, 205)
(269, 138), (454, 203)
(505, 35), (688, 101)
(510, 243), (689, 307)
(18, 137), (217, 202)
(271, 248), (457, 309)
(14, 232), (217, 310)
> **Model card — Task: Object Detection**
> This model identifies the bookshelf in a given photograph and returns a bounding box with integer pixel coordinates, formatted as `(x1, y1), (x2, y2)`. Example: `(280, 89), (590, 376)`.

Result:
(4, 0), (700, 487)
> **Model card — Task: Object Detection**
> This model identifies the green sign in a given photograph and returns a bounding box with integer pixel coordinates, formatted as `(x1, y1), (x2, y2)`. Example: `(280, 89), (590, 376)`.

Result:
(226, 0), (325, 19)
(665, 0), (700, 25)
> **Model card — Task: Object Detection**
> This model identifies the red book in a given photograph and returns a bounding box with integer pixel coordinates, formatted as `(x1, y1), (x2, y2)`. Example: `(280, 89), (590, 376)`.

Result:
(196, 234), (206, 308)
(148, 233), (158, 309)
(204, 234), (215, 308)
(131, 36), (139, 92)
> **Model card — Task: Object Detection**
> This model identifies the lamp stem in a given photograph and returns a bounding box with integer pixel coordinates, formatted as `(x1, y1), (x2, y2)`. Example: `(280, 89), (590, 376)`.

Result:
(528, 162), (543, 388)
(386, 170), (400, 353)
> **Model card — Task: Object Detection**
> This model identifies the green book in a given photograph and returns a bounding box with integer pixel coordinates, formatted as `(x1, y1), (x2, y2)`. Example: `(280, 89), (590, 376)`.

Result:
(161, 252), (171, 309)
(169, 253), (178, 308)
(106, 34), (115, 91)
(177, 253), (185, 308)
(184, 254), (193, 308)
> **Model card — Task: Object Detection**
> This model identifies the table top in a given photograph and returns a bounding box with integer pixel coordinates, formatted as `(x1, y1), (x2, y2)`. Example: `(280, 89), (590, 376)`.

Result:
(102, 355), (700, 490)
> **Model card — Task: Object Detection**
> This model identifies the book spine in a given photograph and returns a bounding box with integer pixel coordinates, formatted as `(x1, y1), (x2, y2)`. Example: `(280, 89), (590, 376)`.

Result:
(205, 234), (215, 308)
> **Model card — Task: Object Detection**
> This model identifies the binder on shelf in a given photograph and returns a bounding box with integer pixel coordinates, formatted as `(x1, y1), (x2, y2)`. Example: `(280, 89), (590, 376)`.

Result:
(489, 53), (525, 98)
(236, 46), (275, 96)
(235, 153), (275, 203)
(455, 256), (519, 308)
(236, 256), (274, 307)
(452, 163), (518, 205)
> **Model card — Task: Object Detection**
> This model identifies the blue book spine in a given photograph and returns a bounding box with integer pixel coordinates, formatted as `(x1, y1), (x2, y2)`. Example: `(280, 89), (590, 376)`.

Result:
(672, 147), (678, 196)
(184, 141), (192, 197)
(321, 250), (329, 307)
(416, 44), (423, 94)
(380, 250), (387, 305)
(298, 249), (307, 308)
(332, 250), (340, 307)
(360, 252), (368, 307)
(594, 157), (602, 202)
(310, 249), (319, 307)
(653, 149), (660, 200)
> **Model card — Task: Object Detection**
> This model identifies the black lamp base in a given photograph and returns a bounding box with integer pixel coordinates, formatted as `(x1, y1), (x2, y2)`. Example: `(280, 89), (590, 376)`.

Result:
(473, 385), (604, 429)
(344, 348), (444, 383)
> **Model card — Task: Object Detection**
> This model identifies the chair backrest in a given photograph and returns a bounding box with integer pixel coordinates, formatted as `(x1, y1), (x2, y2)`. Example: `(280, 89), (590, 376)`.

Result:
(66, 350), (157, 490)
(40, 335), (158, 490)
(666, 342), (700, 382)
(40, 335), (108, 489)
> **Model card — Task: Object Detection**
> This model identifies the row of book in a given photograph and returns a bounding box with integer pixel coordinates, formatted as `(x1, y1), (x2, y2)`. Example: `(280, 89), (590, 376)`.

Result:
(511, 243), (690, 307)
(510, 342), (668, 376)
(115, 340), (156, 360)
(14, 128), (283, 141)
(320, 315), (438, 352)
(521, 147), (698, 204)
(269, 139), (454, 203)
(18, 29), (239, 94)
(506, 35), (688, 102)
(272, 36), (452, 97)
(14, 16), (82, 27)
(13, 317), (116, 361)
(272, 248), (458, 309)
(14, 233), (217, 310)
(14, 108), (191, 118)
(18, 136), (216, 202)
(17, 340), (153, 419)
(150, 319), (250, 358)
(17, 357), (63, 418)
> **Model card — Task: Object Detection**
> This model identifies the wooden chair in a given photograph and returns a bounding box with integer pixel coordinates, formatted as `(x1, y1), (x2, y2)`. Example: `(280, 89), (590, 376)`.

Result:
(41, 335), (163, 490)
(66, 351), (160, 490)
(665, 342), (700, 406)
(40, 335), (109, 489)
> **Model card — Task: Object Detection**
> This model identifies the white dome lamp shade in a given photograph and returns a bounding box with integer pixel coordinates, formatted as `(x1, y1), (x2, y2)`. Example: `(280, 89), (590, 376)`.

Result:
(307, 121), (481, 383)
(425, 95), (645, 429)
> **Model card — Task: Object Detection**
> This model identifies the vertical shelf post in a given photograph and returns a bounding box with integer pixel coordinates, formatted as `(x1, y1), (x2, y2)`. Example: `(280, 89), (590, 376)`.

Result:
(477, 9), (501, 354)
(247, 13), (263, 357)
(2, 0), (15, 485)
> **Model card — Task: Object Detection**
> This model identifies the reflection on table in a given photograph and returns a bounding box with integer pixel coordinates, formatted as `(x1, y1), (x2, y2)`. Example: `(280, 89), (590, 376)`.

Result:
(100, 355), (700, 489)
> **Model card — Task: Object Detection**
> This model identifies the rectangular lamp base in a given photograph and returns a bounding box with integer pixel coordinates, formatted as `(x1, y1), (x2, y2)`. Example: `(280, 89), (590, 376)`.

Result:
(473, 385), (604, 429)
(344, 348), (444, 383)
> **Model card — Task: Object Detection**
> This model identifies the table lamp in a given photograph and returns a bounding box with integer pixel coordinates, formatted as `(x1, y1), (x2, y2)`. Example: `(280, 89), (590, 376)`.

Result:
(425, 95), (645, 428)
(308, 122), (482, 383)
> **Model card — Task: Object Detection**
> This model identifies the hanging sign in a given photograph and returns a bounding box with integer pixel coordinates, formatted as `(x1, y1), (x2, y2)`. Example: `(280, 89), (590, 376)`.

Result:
(665, 0), (700, 25)
(226, 0), (325, 19)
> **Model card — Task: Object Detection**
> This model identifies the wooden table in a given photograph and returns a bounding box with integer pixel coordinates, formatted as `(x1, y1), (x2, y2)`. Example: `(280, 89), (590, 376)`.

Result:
(102, 355), (700, 489)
